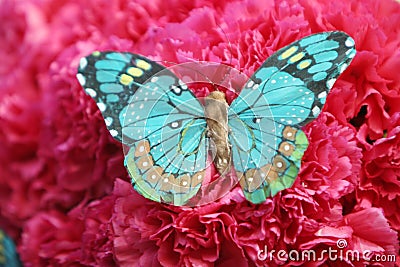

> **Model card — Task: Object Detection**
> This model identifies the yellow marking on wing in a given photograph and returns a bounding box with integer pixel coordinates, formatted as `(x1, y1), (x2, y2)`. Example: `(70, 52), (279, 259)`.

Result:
(127, 67), (144, 77)
(280, 46), (298, 60)
(289, 52), (305, 63)
(298, 60), (311, 69)
(119, 73), (133, 86)
(92, 51), (101, 57)
(136, 59), (152, 70)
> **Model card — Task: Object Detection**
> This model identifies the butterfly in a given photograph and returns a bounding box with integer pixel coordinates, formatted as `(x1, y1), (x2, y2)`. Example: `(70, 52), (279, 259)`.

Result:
(0, 229), (22, 267)
(77, 31), (356, 206)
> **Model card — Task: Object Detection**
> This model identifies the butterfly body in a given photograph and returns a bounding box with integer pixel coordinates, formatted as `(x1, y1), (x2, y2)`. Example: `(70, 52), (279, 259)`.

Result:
(204, 91), (231, 175)
(77, 31), (356, 206)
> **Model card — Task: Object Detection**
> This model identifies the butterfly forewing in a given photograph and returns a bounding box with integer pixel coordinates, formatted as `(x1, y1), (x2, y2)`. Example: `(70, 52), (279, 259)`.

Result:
(77, 51), (167, 142)
(122, 72), (208, 205)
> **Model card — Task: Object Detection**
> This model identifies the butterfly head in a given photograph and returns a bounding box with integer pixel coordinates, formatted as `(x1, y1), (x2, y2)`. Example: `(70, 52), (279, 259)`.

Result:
(206, 90), (227, 102)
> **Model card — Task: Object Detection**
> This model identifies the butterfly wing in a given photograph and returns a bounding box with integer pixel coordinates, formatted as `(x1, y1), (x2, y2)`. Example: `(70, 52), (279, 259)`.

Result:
(77, 51), (167, 142)
(77, 52), (207, 206)
(229, 31), (356, 203)
(0, 230), (22, 267)
(122, 70), (208, 206)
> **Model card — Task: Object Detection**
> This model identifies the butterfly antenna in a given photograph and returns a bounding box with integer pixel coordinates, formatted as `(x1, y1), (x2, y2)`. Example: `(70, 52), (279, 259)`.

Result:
(210, 19), (234, 92)
(157, 60), (217, 87)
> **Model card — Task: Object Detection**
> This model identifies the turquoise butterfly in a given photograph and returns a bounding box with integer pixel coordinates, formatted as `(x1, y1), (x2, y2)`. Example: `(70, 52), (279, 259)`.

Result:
(0, 229), (22, 267)
(77, 31), (356, 206)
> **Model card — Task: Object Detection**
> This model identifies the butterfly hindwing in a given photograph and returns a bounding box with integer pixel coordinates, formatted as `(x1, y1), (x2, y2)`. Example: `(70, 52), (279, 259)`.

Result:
(230, 31), (356, 203)
(122, 71), (208, 205)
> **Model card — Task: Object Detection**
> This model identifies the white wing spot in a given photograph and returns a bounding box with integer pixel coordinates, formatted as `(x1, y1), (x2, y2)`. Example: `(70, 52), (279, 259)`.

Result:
(85, 88), (97, 97)
(284, 144), (290, 151)
(97, 102), (106, 112)
(104, 117), (113, 126)
(312, 106), (321, 116)
(271, 80), (276, 84)
(110, 129), (118, 137)
(340, 63), (348, 73)
(327, 78), (336, 88)
(276, 162), (283, 168)
(76, 73), (86, 86)
(79, 57), (88, 69)
(151, 77), (159, 82)
(139, 146), (145, 152)
(318, 91), (327, 99)
(171, 85), (181, 94)
(345, 37), (355, 47)
(248, 177), (254, 182)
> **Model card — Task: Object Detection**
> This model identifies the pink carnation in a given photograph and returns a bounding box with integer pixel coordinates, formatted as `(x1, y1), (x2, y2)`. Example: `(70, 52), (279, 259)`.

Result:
(357, 113), (400, 231)
(111, 179), (247, 266)
(19, 210), (84, 266)
(301, 112), (362, 209)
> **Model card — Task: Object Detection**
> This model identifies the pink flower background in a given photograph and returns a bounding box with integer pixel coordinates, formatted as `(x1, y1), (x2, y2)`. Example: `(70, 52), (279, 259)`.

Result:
(1, 0), (400, 266)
